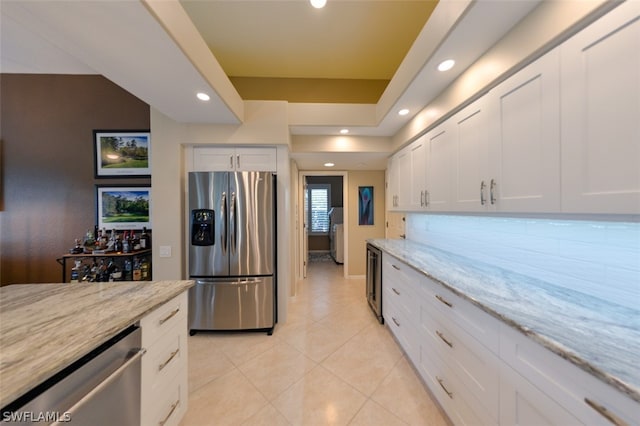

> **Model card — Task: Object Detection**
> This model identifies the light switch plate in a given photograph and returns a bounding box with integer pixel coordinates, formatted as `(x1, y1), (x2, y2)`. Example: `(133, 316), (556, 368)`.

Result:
(159, 245), (172, 257)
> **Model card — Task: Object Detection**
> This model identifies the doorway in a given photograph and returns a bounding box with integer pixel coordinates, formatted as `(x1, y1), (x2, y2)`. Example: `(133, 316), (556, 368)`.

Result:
(298, 171), (348, 281)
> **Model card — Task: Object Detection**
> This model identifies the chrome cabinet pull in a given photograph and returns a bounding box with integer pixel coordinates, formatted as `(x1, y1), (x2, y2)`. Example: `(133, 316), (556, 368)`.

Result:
(159, 399), (180, 426)
(158, 348), (180, 371)
(392, 264), (400, 270)
(392, 288), (400, 296)
(480, 180), (486, 205)
(236, 154), (240, 169)
(425, 190), (430, 207)
(490, 179), (496, 204)
(229, 155), (233, 169)
(158, 308), (179, 325)
(436, 376), (453, 399)
(584, 398), (628, 426)
(392, 317), (400, 327)
(436, 330), (453, 348)
(435, 294), (453, 308)
(420, 190), (424, 207)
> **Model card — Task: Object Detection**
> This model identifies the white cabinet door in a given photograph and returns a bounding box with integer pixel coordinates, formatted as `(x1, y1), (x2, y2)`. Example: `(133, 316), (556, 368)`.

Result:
(396, 146), (412, 210)
(234, 147), (277, 172)
(193, 147), (277, 172)
(193, 147), (235, 171)
(427, 122), (455, 211)
(452, 96), (491, 212)
(409, 136), (428, 210)
(488, 49), (561, 212)
(561, 1), (640, 214)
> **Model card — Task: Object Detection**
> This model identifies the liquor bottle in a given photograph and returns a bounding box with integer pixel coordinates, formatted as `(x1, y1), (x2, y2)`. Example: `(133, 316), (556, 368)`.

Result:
(114, 234), (123, 253)
(122, 231), (130, 253)
(70, 260), (81, 283)
(124, 259), (132, 281)
(132, 257), (142, 281)
(140, 257), (149, 280)
(140, 227), (150, 250)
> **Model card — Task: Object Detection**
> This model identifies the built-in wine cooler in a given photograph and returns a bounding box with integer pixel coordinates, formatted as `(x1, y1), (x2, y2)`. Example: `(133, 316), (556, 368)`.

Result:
(366, 243), (383, 324)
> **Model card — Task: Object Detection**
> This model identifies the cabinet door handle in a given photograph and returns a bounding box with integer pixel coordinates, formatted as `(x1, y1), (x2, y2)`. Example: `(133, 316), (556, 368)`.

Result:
(584, 398), (628, 426)
(158, 348), (180, 371)
(425, 190), (430, 207)
(158, 308), (180, 325)
(229, 155), (233, 169)
(236, 154), (240, 169)
(159, 399), (180, 426)
(392, 317), (400, 327)
(392, 264), (400, 271)
(435, 294), (453, 308)
(436, 330), (453, 348)
(420, 190), (424, 207)
(480, 180), (486, 205)
(490, 178), (496, 205)
(436, 376), (453, 399)
(392, 287), (400, 296)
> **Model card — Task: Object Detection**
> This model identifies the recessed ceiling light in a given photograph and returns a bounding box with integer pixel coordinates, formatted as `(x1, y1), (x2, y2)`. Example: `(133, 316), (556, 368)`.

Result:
(340, 129), (349, 134)
(324, 162), (335, 167)
(196, 92), (210, 101)
(310, 0), (327, 8)
(398, 109), (410, 116)
(437, 59), (455, 72)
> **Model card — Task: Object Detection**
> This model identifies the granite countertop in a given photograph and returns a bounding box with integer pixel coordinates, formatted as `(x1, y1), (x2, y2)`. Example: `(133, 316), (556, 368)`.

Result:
(0, 280), (194, 408)
(368, 238), (640, 403)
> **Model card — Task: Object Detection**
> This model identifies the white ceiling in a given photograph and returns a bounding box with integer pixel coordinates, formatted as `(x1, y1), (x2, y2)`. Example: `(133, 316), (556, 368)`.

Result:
(1, 0), (540, 170)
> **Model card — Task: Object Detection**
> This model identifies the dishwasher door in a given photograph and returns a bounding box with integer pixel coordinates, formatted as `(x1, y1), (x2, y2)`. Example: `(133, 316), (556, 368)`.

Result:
(1, 326), (144, 426)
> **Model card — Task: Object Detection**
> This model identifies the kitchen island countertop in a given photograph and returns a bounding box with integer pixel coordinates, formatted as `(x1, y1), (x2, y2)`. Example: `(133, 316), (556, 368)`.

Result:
(0, 280), (194, 408)
(368, 238), (640, 403)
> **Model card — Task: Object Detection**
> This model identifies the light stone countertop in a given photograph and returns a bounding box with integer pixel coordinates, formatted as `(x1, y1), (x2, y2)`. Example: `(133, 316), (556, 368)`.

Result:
(0, 280), (194, 408)
(368, 238), (640, 403)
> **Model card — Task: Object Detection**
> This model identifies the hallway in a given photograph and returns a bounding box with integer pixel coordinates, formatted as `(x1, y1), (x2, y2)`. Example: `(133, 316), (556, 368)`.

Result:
(180, 261), (448, 425)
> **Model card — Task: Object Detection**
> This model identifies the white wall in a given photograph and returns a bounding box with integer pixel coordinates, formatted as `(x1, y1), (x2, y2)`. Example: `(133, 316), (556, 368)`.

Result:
(406, 214), (640, 311)
(150, 101), (293, 323)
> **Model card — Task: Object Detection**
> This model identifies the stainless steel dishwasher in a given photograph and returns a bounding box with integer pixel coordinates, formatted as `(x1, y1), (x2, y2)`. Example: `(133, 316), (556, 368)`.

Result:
(1, 325), (144, 426)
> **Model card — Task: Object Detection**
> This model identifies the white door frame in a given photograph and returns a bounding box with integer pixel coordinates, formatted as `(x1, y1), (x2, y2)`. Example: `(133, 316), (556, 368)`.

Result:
(297, 171), (349, 281)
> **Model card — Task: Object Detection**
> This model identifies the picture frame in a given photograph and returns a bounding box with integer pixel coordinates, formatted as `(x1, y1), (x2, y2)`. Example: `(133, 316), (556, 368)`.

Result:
(94, 130), (150, 177)
(96, 185), (151, 230)
(358, 186), (374, 226)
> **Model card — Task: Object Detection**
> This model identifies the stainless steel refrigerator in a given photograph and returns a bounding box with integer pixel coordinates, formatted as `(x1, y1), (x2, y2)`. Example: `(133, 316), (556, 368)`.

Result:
(188, 171), (276, 334)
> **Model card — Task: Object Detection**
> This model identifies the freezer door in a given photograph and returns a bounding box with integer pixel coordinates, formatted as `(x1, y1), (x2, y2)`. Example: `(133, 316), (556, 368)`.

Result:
(188, 277), (275, 330)
(229, 172), (275, 276)
(189, 172), (229, 276)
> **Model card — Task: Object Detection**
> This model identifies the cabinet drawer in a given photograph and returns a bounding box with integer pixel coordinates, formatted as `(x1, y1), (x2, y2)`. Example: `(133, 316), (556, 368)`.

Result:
(141, 292), (187, 348)
(384, 296), (420, 365)
(142, 371), (187, 426)
(142, 322), (187, 400)
(383, 255), (421, 317)
(420, 304), (500, 421)
(419, 276), (500, 354)
(419, 343), (495, 426)
(500, 324), (639, 426)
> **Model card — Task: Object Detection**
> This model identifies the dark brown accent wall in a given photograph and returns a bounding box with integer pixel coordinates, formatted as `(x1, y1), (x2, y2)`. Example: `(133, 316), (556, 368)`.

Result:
(0, 74), (150, 285)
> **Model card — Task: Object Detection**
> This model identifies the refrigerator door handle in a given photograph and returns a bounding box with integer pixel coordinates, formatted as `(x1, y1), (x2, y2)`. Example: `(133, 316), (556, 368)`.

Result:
(221, 192), (227, 255)
(230, 191), (237, 255)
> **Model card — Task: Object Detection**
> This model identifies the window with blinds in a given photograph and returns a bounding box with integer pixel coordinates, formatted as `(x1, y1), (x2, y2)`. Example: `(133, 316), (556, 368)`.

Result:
(308, 184), (331, 234)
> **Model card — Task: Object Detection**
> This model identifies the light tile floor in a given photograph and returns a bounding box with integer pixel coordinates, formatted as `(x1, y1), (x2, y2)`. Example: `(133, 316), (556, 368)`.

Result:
(180, 261), (449, 426)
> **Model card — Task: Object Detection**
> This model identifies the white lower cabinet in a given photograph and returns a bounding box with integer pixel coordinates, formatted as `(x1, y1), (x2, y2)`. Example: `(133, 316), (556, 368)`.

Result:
(141, 291), (189, 426)
(381, 254), (639, 426)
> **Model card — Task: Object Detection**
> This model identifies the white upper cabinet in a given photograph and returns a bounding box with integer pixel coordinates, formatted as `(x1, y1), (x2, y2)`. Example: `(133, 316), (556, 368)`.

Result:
(487, 49), (561, 213)
(452, 96), (491, 212)
(560, 1), (640, 214)
(387, 145), (412, 211)
(426, 122), (455, 211)
(193, 146), (277, 172)
(409, 135), (429, 210)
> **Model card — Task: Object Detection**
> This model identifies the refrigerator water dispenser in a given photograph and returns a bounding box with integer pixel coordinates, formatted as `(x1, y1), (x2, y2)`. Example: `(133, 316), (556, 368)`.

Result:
(191, 209), (215, 246)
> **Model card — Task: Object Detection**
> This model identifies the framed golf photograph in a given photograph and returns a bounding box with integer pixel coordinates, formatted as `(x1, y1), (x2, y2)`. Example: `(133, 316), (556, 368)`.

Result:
(97, 185), (151, 230)
(94, 130), (151, 177)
